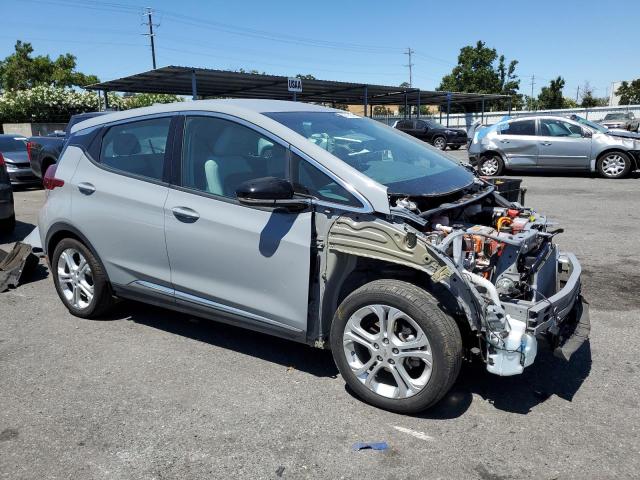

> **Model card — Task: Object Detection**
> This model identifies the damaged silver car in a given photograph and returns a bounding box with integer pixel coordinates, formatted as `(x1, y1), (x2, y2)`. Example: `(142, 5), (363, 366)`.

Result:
(36, 100), (589, 413)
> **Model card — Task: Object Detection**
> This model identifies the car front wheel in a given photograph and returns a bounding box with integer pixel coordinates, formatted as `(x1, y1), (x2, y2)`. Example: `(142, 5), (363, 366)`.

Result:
(432, 136), (447, 150)
(330, 279), (462, 413)
(478, 154), (504, 176)
(52, 238), (114, 318)
(597, 151), (631, 179)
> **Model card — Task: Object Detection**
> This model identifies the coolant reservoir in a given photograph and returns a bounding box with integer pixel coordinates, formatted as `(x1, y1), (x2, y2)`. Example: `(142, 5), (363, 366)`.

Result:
(487, 317), (537, 376)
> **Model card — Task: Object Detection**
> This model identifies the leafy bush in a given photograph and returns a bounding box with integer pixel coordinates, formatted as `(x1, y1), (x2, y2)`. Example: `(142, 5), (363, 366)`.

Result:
(0, 85), (182, 123)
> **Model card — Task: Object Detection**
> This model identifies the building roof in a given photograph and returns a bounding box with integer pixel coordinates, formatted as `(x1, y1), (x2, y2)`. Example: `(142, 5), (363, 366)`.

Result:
(86, 66), (510, 106)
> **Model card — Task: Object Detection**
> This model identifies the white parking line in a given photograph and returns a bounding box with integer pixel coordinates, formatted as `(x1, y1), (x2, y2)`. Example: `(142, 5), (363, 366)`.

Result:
(392, 425), (434, 441)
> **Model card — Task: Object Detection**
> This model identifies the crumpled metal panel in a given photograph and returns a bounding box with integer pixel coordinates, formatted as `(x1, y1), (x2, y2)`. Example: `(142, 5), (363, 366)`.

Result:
(0, 242), (38, 292)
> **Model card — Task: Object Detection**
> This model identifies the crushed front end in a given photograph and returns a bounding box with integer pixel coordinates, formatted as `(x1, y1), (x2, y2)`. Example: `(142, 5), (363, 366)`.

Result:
(390, 179), (589, 376)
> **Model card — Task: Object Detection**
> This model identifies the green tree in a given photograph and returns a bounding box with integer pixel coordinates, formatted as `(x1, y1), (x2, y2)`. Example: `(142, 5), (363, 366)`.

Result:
(296, 74), (316, 80)
(0, 40), (98, 91)
(616, 79), (640, 105)
(537, 76), (565, 109)
(437, 41), (522, 110)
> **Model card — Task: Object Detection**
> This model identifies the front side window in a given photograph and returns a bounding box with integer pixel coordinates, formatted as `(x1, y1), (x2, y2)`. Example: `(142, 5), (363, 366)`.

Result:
(500, 120), (535, 136)
(290, 153), (360, 207)
(100, 117), (171, 180)
(265, 111), (474, 196)
(181, 116), (287, 198)
(539, 119), (582, 137)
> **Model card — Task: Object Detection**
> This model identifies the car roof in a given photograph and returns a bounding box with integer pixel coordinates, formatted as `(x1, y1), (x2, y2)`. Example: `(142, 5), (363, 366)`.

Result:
(71, 99), (342, 133)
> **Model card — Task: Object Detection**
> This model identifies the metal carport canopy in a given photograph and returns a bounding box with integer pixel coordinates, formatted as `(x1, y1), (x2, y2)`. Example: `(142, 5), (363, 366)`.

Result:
(86, 65), (509, 106)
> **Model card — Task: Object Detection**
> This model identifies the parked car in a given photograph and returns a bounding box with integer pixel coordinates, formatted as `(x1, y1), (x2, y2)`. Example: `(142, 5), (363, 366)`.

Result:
(27, 112), (108, 180)
(598, 112), (639, 132)
(0, 153), (16, 233)
(36, 100), (588, 413)
(0, 135), (39, 185)
(393, 118), (467, 150)
(468, 115), (640, 178)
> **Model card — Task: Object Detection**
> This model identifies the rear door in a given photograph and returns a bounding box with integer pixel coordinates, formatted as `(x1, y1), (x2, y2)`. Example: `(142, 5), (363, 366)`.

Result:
(163, 114), (312, 336)
(536, 118), (591, 169)
(496, 119), (538, 168)
(70, 115), (175, 288)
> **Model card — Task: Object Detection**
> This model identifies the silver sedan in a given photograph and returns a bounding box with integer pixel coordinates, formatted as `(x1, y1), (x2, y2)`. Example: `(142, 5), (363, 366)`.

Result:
(468, 115), (640, 179)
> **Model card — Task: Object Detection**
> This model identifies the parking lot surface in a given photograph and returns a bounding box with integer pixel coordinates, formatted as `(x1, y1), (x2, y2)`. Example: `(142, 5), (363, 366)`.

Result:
(1, 162), (640, 479)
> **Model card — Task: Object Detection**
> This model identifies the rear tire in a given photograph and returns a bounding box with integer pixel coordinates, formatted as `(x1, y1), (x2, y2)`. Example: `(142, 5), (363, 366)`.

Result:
(330, 279), (462, 414)
(0, 214), (16, 234)
(51, 238), (114, 318)
(597, 151), (631, 179)
(478, 154), (504, 176)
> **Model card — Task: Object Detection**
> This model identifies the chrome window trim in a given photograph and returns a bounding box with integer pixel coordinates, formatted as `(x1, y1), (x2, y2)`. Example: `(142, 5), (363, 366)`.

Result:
(290, 146), (373, 214)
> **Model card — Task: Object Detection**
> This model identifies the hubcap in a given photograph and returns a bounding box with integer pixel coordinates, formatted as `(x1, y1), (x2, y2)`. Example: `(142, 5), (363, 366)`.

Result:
(342, 304), (433, 399)
(481, 157), (499, 176)
(434, 137), (445, 149)
(602, 154), (626, 177)
(57, 248), (94, 309)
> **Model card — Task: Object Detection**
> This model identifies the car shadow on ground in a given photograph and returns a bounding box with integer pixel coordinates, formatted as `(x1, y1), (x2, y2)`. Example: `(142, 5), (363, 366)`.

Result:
(104, 300), (339, 378)
(0, 220), (37, 246)
(419, 340), (592, 419)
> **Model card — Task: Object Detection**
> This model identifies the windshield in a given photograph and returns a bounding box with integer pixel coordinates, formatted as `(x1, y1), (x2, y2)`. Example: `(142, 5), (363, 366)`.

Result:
(265, 111), (474, 196)
(604, 113), (627, 120)
(0, 137), (27, 151)
(570, 115), (608, 133)
(425, 120), (445, 129)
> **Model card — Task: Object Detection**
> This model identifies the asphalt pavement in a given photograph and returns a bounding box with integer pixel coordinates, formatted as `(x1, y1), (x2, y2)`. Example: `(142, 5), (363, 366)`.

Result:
(1, 159), (639, 479)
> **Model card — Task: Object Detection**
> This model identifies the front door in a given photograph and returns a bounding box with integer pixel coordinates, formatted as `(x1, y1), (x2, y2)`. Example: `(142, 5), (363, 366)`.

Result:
(496, 118), (538, 168)
(536, 118), (591, 169)
(164, 115), (312, 335)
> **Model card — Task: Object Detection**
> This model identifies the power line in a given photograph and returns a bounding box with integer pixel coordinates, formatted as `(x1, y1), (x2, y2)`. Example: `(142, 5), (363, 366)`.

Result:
(404, 47), (414, 87)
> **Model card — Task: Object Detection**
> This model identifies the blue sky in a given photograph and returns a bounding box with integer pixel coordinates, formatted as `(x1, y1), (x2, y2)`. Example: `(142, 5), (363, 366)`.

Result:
(1, 0), (638, 99)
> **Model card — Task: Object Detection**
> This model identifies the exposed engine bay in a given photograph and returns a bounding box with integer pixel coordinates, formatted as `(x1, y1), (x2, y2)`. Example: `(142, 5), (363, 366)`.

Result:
(327, 178), (588, 377)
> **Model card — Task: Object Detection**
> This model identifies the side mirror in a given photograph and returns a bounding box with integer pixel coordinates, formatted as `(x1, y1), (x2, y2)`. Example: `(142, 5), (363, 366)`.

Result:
(583, 129), (592, 138)
(236, 177), (309, 212)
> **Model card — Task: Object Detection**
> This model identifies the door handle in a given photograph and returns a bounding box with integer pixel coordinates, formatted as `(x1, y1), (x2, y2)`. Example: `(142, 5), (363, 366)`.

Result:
(78, 182), (96, 195)
(499, 140), (510, 144)
(540, 142), (552, 146)
(171, 206), (200, 223)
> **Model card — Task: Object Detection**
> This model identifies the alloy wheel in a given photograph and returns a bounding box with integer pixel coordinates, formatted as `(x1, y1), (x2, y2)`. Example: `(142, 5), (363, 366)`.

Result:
(57, 248), (94, 309)
(342, 304), (433, 399)
(433, 137), (446, 150)
(480, 157), (499, 176)
(601, 154), (627, 177)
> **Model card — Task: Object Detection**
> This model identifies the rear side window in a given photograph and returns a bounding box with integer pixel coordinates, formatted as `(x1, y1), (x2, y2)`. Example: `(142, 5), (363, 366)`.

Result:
(500, 120), (535, 136)
(99, 117), (172, 181)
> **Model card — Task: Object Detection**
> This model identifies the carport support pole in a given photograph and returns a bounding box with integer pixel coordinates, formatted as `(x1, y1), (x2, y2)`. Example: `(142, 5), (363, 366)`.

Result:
(191, 70), (198, 100)
(404, 93), (408, 119)
(508, 97), (512, 116)
(417, 91), (421, 119)
(446, 94), (451, 127)
(293, 92), (297, 102)
(481, 99), (485, 123)
(103, 90), (109, 110)
(363, 86), (368, 117)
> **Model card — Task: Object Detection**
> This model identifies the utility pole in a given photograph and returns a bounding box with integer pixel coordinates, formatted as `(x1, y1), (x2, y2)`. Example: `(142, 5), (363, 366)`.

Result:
(404, 47), (414, 87)
(143, 7), (157, 69)
(576, 85), (580, 103)
(529, 74), (535, 110)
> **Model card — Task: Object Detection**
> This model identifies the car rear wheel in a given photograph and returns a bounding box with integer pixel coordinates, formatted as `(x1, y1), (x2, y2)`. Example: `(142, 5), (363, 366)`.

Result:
(432, 136), (447, 150)
(330, 279), (462, 413)
(52, 238), (114, 318)
(597, 151), (631, 179)
(478, 154), (504, 176)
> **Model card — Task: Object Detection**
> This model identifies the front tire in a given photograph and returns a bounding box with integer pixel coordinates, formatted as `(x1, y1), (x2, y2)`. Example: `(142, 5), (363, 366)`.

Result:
(597, 151), (631, 179)
(51, 238), (114, 318)
(330, 279), (462, 414)
(478, 154), (504, 176)
(432, 136), (447, 150)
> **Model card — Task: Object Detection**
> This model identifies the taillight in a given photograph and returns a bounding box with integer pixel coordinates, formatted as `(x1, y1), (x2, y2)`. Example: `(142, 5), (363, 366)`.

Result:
(0, 152), (5, 167)
(43, 164), (64, 190)
(26, 141), (35, 162)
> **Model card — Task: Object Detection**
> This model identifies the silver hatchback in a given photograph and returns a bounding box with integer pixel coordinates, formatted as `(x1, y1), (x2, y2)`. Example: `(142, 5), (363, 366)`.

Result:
(468, 115), (640, 178)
